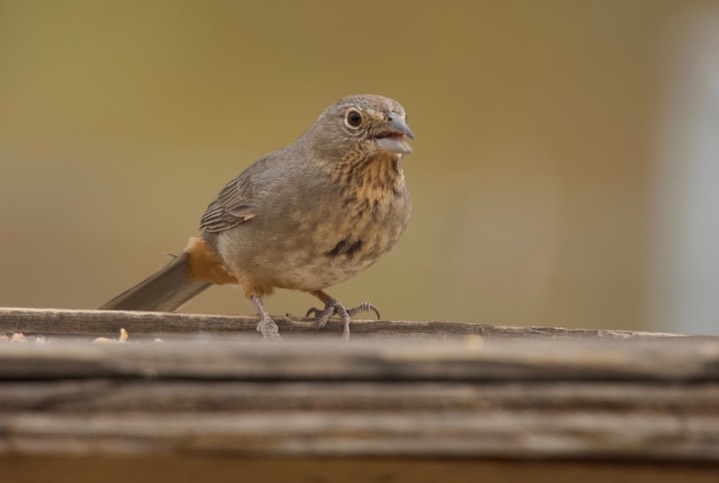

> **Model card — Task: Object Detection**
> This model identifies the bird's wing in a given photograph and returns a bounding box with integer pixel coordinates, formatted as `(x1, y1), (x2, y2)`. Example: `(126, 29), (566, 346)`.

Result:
(199, 178), (256, 233)
(199, 154), (277, 233)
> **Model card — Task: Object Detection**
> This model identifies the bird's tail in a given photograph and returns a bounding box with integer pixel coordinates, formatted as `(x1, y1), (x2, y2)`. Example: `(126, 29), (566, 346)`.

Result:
(99, 251), (211, 312)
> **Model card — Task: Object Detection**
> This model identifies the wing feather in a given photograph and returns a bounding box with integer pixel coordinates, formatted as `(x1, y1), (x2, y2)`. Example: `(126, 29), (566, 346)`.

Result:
(199, 152), (283, 233)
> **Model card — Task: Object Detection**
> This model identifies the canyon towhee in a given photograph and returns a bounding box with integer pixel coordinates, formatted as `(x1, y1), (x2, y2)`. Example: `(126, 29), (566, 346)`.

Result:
(100, 94), (414, 339)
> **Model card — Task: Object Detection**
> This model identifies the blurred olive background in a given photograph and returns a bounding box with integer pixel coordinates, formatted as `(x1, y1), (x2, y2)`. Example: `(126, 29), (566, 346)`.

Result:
(2, 0), (719, 334)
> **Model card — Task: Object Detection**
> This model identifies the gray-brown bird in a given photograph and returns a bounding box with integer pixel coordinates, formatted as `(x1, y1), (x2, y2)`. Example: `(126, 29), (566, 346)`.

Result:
(100, 94), (414, 339)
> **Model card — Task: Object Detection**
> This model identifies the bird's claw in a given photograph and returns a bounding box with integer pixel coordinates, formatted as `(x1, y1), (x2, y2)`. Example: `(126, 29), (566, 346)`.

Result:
(346, 301), (381, 320)
(306, 299), (380, 340)
(256, 316), (282, 341)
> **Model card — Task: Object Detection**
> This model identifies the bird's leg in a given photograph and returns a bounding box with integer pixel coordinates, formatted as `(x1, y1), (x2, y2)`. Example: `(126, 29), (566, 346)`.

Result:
(250, 295), (281, 341)
(305, 289), (380, 340)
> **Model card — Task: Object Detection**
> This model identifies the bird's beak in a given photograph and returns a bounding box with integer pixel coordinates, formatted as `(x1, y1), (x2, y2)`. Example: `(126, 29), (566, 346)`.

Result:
(375, 114), (414, 154)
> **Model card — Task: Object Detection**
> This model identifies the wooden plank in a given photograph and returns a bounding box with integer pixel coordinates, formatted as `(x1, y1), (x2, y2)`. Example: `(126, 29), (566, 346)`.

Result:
(3, 380), (717, 413)
(2, 307), (719, 465)
(1, 377), (719, 460)
(3, 408), (718, 460)
(1, 336), (719, 382)
(0, 307), (692, 339)
(3, 456), (719, 483)
(0, 336), (719, 461)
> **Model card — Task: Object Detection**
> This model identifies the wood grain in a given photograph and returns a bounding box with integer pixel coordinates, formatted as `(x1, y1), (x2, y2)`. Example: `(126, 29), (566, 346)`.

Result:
(0, 306), (693, 339)
(1, 306), (719, 469)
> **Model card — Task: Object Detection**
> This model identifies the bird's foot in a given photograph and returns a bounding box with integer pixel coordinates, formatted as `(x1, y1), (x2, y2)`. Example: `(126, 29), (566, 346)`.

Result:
(306, 297), (380, 341)
(256, 316), (282, 341)
(250, 295), (281, 341)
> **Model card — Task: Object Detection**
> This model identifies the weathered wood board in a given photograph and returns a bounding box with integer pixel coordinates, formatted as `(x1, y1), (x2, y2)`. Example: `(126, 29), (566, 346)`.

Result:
(1, 307), (718, 482)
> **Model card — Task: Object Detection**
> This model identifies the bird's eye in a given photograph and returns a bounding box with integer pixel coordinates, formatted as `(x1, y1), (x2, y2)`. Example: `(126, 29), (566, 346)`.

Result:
(345, 110), (363, 128)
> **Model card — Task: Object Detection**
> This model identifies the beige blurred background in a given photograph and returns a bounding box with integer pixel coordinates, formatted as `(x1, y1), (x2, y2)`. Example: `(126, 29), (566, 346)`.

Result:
(2, 0), (718, 334)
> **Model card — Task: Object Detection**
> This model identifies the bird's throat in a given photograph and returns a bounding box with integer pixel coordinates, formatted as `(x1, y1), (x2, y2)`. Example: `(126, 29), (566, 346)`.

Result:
(341, 153), (405, 202)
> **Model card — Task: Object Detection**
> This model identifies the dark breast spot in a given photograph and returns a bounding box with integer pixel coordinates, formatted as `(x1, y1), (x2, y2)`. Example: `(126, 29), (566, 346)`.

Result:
(326, 238), (364, 258)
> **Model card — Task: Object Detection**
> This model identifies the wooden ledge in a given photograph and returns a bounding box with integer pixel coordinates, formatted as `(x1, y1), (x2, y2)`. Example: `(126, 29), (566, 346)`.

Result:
(0, 307), (693, 339)
(1, 307), (719, 471)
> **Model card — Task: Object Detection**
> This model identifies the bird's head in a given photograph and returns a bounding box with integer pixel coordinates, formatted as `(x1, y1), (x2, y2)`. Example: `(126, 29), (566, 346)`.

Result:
(306, 94), (414, 161)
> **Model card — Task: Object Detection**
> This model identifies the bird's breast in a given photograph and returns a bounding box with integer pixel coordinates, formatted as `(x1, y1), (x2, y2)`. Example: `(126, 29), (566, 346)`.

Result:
(221, 154), (412, 292)
(270, 167), (411, 291)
